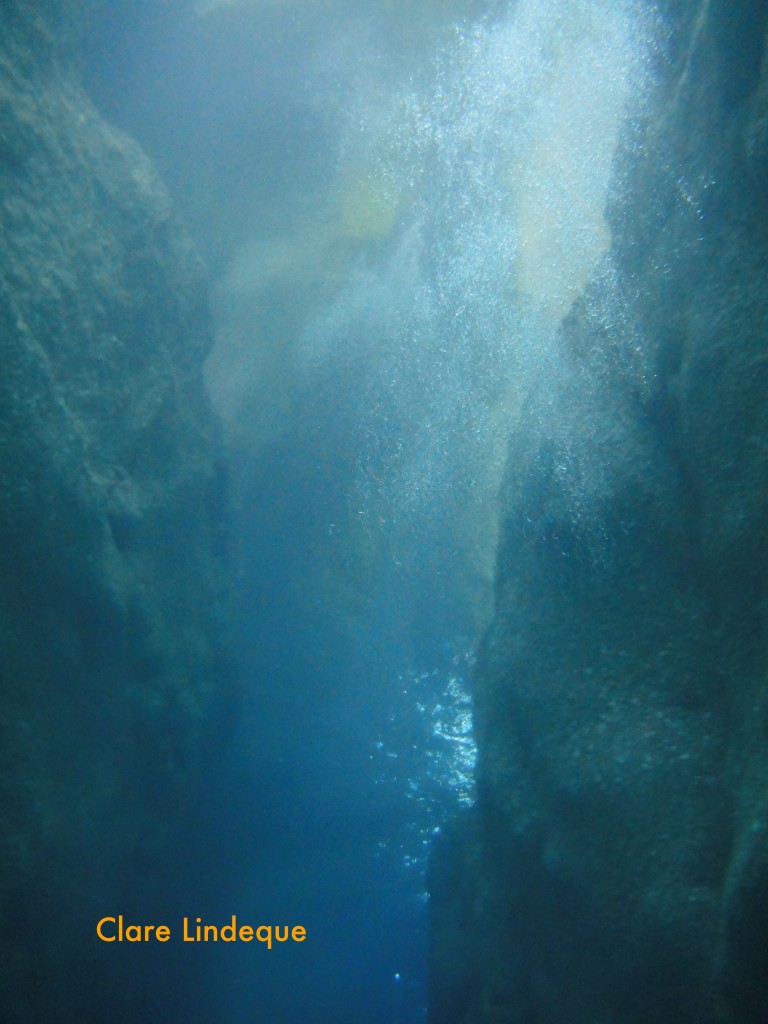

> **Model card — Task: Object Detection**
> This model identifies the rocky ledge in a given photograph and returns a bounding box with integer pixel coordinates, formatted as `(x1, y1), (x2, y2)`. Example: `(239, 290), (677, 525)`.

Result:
(430, 3), (768, 1023)
(0, 3), (233, 1019)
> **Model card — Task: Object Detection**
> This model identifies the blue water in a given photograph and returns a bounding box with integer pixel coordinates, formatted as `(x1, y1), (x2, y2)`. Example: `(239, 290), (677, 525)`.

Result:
(83, 1), (654, 1019)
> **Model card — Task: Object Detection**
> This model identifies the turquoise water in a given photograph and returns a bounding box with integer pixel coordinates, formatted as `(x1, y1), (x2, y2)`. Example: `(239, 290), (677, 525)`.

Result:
(81, 1), (655, 1019)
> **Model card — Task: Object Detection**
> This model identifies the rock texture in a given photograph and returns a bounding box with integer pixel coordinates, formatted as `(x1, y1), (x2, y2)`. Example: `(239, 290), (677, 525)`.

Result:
(0, 3), (232, 1019)
(430, 2), (768, 1023)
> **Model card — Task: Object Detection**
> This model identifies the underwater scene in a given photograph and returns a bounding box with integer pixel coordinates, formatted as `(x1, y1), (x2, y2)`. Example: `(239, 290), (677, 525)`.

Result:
(1, 0), (767, 1021)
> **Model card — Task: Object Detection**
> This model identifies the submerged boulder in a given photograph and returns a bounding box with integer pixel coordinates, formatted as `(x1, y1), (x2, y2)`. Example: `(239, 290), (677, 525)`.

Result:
(430, 2), (768, 1023)
(0, 2), (233, 1019)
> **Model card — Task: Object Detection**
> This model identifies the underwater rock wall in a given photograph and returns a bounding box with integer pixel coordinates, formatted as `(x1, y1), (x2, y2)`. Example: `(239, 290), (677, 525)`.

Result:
(0, 3), (232, 1019)
(430, 2), (768, 1023)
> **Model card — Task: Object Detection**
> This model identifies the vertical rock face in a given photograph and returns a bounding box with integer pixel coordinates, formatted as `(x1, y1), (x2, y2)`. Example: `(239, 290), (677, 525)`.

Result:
(0, 3), (232, 1018)
(430, 3), (768, 1023)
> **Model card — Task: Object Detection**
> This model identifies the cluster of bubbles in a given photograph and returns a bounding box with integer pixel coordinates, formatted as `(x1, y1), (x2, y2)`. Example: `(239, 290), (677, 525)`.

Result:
(370, 649), (478, 876)
(289, 3), (656, 907)
(298, 0), (652, 633)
